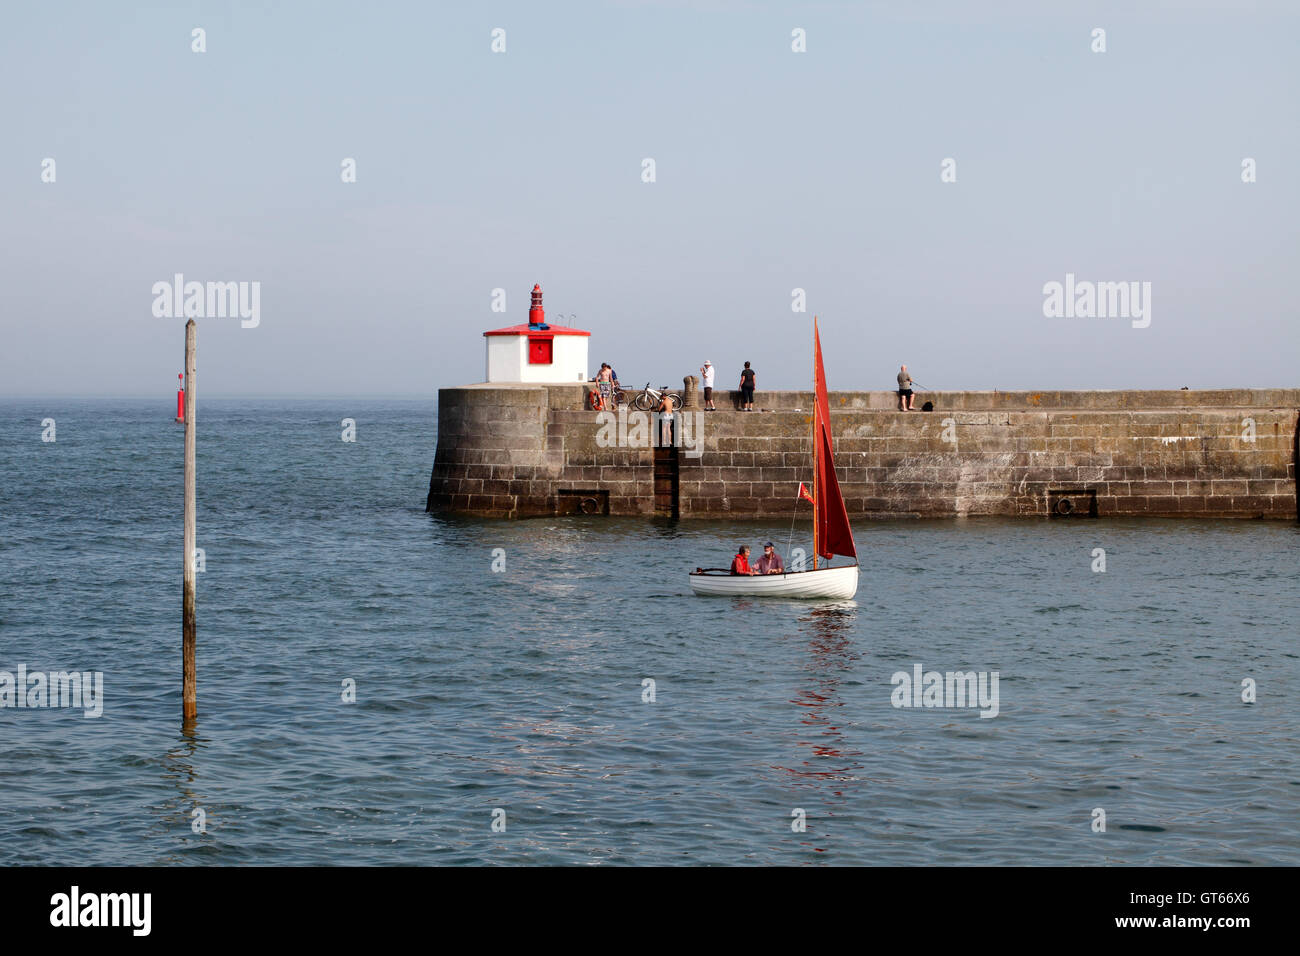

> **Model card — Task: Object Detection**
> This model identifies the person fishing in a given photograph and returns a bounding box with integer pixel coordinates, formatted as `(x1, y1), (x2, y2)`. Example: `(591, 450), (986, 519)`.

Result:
(897, 364), (915, 411)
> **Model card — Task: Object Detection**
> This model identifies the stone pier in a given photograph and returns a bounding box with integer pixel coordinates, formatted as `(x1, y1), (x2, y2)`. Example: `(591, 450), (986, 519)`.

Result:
(425, 384), (1299, 519)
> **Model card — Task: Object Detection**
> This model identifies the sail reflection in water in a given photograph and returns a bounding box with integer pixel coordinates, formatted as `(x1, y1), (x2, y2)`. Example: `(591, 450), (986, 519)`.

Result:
(779, 605), (866, 784)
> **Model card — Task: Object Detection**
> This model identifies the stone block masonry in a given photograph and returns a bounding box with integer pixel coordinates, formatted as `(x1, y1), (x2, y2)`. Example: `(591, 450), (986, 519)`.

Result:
(426, 384), (1299, 520)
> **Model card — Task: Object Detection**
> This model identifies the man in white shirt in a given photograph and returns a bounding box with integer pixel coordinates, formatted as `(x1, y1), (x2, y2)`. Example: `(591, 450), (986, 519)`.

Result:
(700, 360), (716, 411)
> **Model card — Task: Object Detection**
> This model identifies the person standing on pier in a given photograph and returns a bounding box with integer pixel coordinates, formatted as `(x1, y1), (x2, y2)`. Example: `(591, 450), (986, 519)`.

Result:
(596, 363), (614, 410)
(897, 364), (915, 411)
(700, 360), (716, 411)
(739, 362), (756, 412)
(657, 390), (675, 447)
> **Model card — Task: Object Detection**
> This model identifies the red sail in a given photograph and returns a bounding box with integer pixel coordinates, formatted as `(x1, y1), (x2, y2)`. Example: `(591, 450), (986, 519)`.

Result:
(813, 320), (856, 560)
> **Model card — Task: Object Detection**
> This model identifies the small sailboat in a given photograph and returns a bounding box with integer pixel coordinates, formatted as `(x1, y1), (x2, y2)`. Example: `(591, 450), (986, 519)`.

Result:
(688, 318), (859, 599)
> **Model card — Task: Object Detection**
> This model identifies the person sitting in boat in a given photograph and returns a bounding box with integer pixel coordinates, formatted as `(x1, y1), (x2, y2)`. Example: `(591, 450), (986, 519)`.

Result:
(754, 542), (784, 574)
(729, 545), (756, 575)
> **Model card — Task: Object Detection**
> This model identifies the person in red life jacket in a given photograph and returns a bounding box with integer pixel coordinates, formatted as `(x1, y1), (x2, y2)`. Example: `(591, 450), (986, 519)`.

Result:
(730, 545), (756, 575)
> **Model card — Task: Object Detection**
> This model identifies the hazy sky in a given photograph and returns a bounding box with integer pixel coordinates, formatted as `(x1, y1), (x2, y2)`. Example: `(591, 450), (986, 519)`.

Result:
(2, 1), (1296, 397)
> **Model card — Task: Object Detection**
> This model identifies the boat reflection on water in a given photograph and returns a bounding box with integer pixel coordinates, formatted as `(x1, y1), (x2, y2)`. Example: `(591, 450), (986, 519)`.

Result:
(781, 604), (865, 784)
(759, 603), (865, 855)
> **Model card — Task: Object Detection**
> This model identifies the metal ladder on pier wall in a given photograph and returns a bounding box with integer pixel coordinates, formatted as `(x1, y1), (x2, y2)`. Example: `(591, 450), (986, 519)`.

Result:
(653, 446), (679, 518)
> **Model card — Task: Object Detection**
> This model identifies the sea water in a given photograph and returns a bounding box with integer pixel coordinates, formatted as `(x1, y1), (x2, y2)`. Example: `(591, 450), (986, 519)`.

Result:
(1, 399), (1297, 865)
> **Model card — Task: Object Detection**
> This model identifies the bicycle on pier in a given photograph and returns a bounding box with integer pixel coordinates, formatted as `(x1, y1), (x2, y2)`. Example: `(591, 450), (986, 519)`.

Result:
(631, 383), (683, 411)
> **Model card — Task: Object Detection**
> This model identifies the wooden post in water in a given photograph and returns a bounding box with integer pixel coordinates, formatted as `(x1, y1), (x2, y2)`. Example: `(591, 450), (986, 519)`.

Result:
(182, 320), (197, 722)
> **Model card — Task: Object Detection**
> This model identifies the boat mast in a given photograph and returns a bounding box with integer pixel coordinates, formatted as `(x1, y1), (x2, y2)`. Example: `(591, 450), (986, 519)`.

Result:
(811, 317), (818, 571)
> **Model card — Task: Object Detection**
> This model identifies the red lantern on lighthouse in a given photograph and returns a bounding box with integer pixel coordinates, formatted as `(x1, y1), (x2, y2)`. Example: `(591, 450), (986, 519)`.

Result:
(528, 284), (548, 328)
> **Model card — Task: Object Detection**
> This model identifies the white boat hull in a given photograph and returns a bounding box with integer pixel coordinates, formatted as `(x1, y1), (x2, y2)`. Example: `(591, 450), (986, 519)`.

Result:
(688, 564), (858, 599)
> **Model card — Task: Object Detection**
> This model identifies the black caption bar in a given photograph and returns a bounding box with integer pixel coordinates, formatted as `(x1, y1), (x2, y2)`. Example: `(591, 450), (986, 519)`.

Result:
(0, 866), (1280, 942)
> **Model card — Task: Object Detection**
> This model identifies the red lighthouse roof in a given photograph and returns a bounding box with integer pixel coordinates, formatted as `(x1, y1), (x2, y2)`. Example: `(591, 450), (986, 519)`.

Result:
(483, 323), (589, 337)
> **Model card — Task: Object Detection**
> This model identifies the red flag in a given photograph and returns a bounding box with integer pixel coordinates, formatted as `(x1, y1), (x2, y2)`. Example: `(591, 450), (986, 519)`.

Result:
(798, 482), (815, 505)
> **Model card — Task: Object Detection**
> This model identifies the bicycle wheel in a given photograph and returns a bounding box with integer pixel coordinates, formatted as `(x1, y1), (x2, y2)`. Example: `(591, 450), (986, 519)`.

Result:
(667, 393), (683, 411)
(633, 391), (653, 411)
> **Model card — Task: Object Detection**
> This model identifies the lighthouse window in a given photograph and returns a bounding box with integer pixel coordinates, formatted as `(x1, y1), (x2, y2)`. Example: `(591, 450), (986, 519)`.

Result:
(528, 337), (553, 364)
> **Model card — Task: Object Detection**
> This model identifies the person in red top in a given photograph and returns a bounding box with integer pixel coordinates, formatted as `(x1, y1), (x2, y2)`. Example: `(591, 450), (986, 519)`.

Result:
(730, 545), (756, 575)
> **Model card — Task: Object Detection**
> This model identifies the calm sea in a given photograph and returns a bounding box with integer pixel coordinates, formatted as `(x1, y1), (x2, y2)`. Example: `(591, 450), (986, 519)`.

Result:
(1, 399), (1297, 865)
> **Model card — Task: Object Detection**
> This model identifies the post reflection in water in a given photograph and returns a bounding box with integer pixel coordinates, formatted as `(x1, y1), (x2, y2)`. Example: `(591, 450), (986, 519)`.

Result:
(150, 723), (206, 863)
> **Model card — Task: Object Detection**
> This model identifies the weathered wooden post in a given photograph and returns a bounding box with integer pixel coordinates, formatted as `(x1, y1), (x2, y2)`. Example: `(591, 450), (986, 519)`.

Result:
(182, 320), (197, 722)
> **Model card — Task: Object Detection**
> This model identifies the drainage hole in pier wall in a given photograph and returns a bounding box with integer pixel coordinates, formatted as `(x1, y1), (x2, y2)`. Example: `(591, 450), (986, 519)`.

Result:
(556, 490), (609, 516)
(1048, 488), (1098, 518)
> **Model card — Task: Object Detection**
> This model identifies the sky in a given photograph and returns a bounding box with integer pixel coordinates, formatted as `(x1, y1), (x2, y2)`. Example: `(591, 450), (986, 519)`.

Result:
(1, 0), (1296, 397)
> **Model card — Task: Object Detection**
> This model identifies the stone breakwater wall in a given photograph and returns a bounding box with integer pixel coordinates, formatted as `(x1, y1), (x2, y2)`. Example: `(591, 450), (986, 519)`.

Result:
(425, 384), (1299, 519)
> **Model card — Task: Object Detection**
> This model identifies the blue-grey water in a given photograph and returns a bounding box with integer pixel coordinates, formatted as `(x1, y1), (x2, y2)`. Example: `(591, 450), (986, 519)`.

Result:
(1, 398), (1297, 865)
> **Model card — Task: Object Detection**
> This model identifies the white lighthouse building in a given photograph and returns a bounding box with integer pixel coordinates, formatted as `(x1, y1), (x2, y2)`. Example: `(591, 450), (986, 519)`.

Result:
(484, 285), (590, 383)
